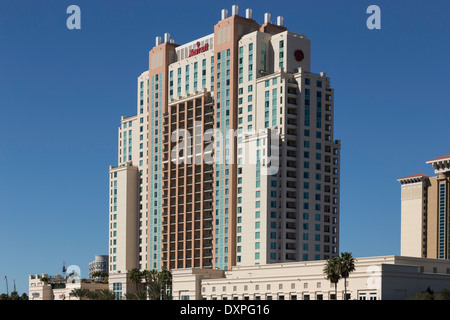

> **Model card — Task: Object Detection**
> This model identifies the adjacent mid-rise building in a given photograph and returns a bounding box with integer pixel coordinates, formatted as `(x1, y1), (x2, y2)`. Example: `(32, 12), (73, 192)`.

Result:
(108, 5), (341, 297)
(398, 153), (450, 259)
(89, 255), (109, 280)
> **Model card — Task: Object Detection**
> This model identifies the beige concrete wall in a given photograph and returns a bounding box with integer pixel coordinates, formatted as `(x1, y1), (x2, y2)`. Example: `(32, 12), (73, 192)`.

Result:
(400, 182), (425, 257)
(168, 34), (214, 100)
(52, 282), (109, 300)
(29, 275), (53, 300)
(29, 274), (108, 300)
(109, 163), (139, 273)
(171, 268), (225, 300)
(172, 256), (450, 300)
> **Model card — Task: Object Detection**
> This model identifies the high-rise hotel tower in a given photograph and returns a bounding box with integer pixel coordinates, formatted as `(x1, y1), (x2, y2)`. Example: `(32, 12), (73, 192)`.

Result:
(108, 6), (341, 295)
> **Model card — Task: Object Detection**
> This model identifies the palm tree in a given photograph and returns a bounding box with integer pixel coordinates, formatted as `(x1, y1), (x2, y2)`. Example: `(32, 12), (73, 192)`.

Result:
(135, 290), (148, 300)
(0, 293), (9, 300)
(9, 291), (20, 300)
(129, 268), (143, 292)
(98, 289), (115, 300)
(147, 280), (162, 300)
(87, 290), (101, 300)
(159, 268), (172, 300)
(339, 252), (355, 300)
(92, 272), (109, 283)
(141, 270), (151, 290)
(323, 256), (341, 300)
(71, 288), (89, 300)
(102, 273), (109, 284)
(147, 269), (159, 283)
(124, 292), (137, 300)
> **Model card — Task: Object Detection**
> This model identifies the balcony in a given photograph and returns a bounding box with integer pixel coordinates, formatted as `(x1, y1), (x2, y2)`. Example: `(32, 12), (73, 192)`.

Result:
(286, 233), (296, 240)
(205, 97), (214, 106)
(205, 117), (214, 125)
(286, 151), (297, 158)
(286, 98), (297, 106)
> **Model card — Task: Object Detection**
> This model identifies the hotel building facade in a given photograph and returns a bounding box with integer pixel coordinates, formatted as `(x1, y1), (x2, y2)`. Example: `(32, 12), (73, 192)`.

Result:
(108, 6), (340, 296)
(171, 255), (450, 300)
(398, 154), (450, 259)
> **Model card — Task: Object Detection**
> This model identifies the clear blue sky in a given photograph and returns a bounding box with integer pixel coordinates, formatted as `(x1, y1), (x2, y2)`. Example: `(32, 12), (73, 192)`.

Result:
(0, 0), (449, 295)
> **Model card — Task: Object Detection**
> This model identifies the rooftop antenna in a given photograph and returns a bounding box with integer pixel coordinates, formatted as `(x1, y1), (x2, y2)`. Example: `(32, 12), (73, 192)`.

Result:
(62, 261), (67, 275)
(4, 276), (8, 296)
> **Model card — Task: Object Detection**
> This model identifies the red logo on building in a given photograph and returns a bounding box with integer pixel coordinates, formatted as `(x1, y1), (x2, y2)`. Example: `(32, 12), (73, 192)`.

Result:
(189, 42), (209, 57)
(294, 50), (304, 62)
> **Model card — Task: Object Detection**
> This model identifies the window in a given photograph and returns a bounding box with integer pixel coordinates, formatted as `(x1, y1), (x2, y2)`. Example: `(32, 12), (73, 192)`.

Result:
(113, 283), (123, 300)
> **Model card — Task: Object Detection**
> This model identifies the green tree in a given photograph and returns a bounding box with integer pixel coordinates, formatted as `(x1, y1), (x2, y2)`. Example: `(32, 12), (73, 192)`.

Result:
(0, 292), (28, 300)
(149, 269), (159, 282)
(91, 271), (100, 280)
(71, 288), (90, 300)
(102, 273), (109, 284)
(123, 289), (147, 300)
(323, 256), (341, 300)
(129, 268), (144, 292)
(92, 272), (109, 283)
(124, 292), (137, 300)
(436, 289), (450, 300)
(141, 270), (150, 290)
(0, 293), (9, 300)
(100, 289), (115, 300)
(87, 290), (101, 300)
(135, 290), (148, 300)
(144, 269), (172, 300)
(407, 290), (434, 300)
(9, 291), (20, 300)
(159, 268), (172, 300)
(339, 252), (356, 300)
(147, 280), (162, 300)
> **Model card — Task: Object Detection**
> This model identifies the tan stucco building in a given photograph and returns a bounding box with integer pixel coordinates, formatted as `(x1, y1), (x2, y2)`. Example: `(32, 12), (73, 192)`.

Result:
(398, 154), (450, 259)
(29, 274), (108, 300)
(172, 255), (450, 300)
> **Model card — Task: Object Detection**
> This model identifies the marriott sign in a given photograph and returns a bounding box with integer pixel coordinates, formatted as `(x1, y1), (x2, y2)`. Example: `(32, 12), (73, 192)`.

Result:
(189, 41), (210, 57)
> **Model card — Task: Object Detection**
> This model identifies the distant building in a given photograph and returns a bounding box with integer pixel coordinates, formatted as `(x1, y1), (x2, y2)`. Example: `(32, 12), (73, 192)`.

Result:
(89, 255), (109, 280)
(398, 153), (450, 259)
(28, 274), (108, 300)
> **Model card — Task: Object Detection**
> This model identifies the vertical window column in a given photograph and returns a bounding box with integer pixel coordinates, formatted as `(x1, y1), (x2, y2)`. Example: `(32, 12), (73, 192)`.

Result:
(439, 183), (446, 259)
(305, 89), (310, 127)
